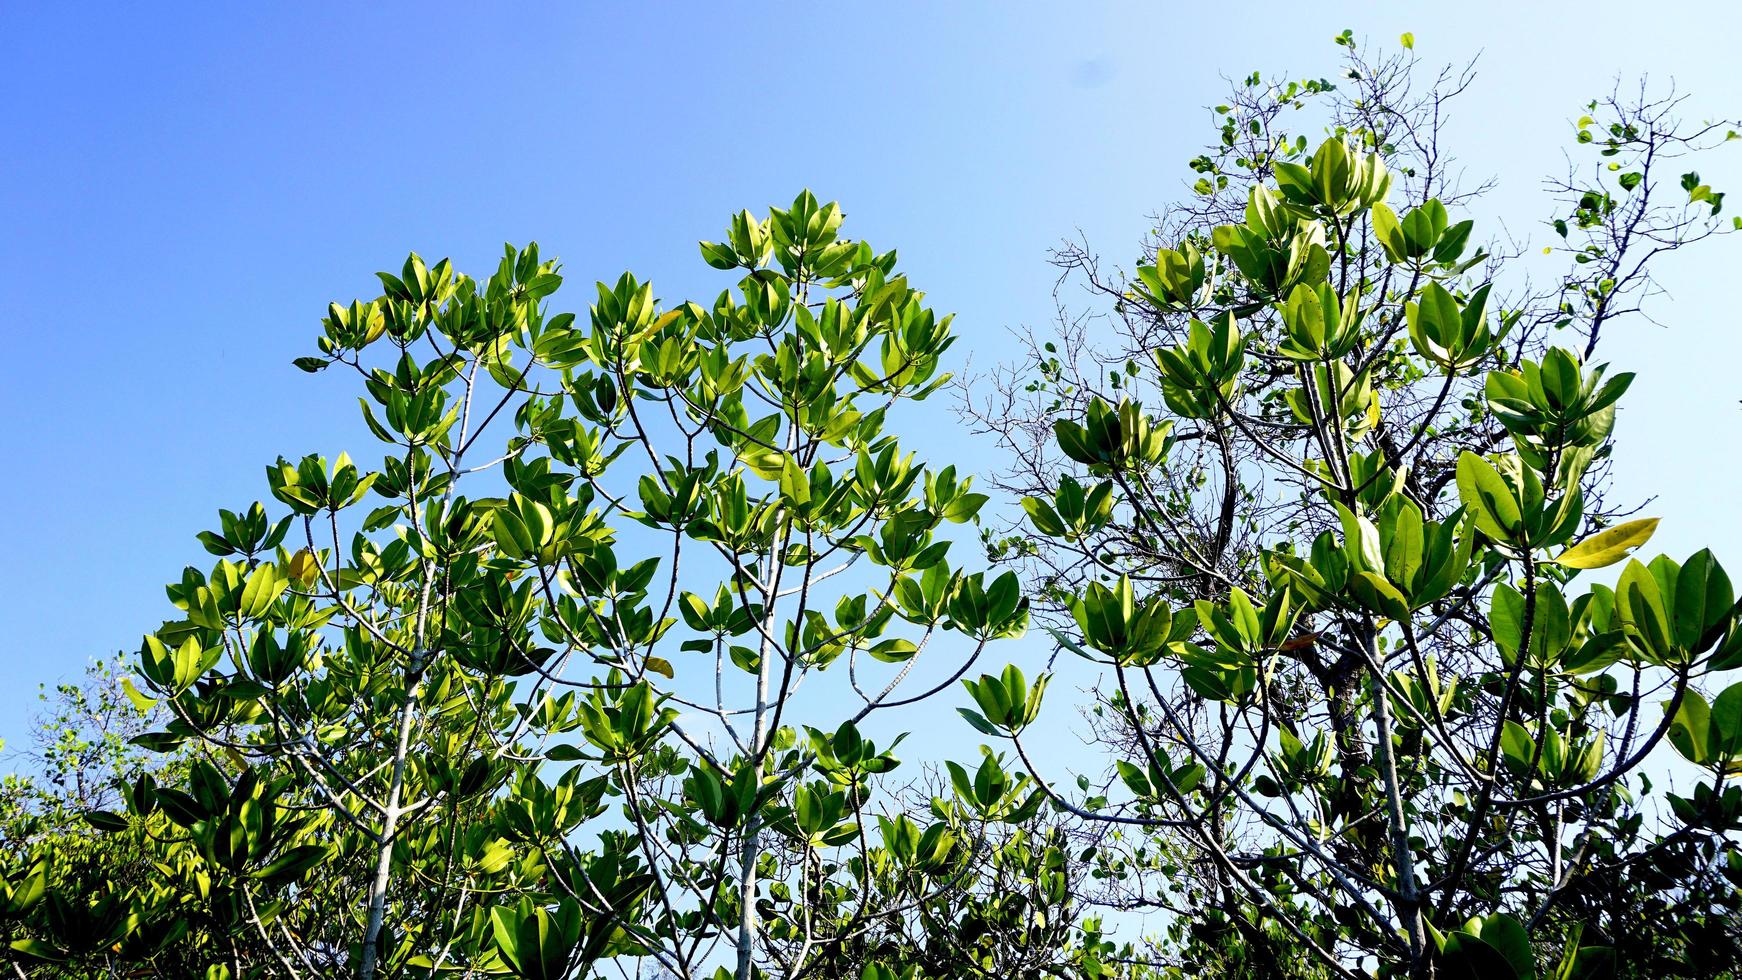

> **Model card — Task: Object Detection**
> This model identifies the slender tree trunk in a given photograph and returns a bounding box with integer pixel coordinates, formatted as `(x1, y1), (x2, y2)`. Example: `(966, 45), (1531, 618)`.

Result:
(1366, 625), (1425, 977)
(736, 530), (788, 980)
(357, 658), (422, 979)
(734, 658), (771, 980)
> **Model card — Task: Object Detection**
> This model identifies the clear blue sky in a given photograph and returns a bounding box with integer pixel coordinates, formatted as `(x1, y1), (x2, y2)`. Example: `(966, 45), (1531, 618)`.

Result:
(2, 2), (1737, 766)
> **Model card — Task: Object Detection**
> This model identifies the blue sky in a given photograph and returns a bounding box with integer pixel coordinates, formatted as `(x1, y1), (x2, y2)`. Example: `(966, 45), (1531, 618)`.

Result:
(2, 1), (1738, 771)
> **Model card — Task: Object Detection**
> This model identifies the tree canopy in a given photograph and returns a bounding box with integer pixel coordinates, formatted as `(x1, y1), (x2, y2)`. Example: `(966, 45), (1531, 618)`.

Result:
(965, 35), (1742, 980)
(3, 31), (1740, 980)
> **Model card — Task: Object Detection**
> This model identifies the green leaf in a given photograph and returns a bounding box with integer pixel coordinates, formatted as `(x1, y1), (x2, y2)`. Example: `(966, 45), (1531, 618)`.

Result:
(1500, 721), (1536, 775)
(1469, 913), (1536, 979)
(1562, 631), (1627, 674)
(8, 938), (64, 963)
(130, 731), (186, 753)
(957, 708), (998, 737)
(1350, 571), (1409, 620)
(1616, 559), (1672, 660)
(1711, 682), (1742, 759)
(1667, 691), (1712, 766)
(1022, 497), (1067, 537)
(1116, 760), (1153, 798)
(119, 676), (159, 712)
(1490, 583), (1525, 661)
(1336, 502), (1384, 573)
(82, 810), (130, 833)
(779, 455), (811, 506)
(1674, 549), (1734, 655)
(253, 844), (330, 882)
(1552, 518), (1659, 569)
(867, 638), (918, 663)
(238, 563), (287, 620)
(1456, 452), (1521, 541)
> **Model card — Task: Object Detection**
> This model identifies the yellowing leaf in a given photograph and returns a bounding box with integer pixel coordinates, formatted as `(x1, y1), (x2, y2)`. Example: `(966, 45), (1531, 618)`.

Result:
(1552, 518), (1660, 569)
(288, 549), (319, 584)
(1399, 32), (1414, 50)
(119, 676), (158, 713)
(645, 656), (675, 679)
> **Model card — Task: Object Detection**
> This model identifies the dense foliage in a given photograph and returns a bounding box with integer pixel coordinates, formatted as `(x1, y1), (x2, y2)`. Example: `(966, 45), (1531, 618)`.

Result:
(967, 33), (1742, 980)
(4, 32), (1739, 980)
(0, 196), (1132, 980)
